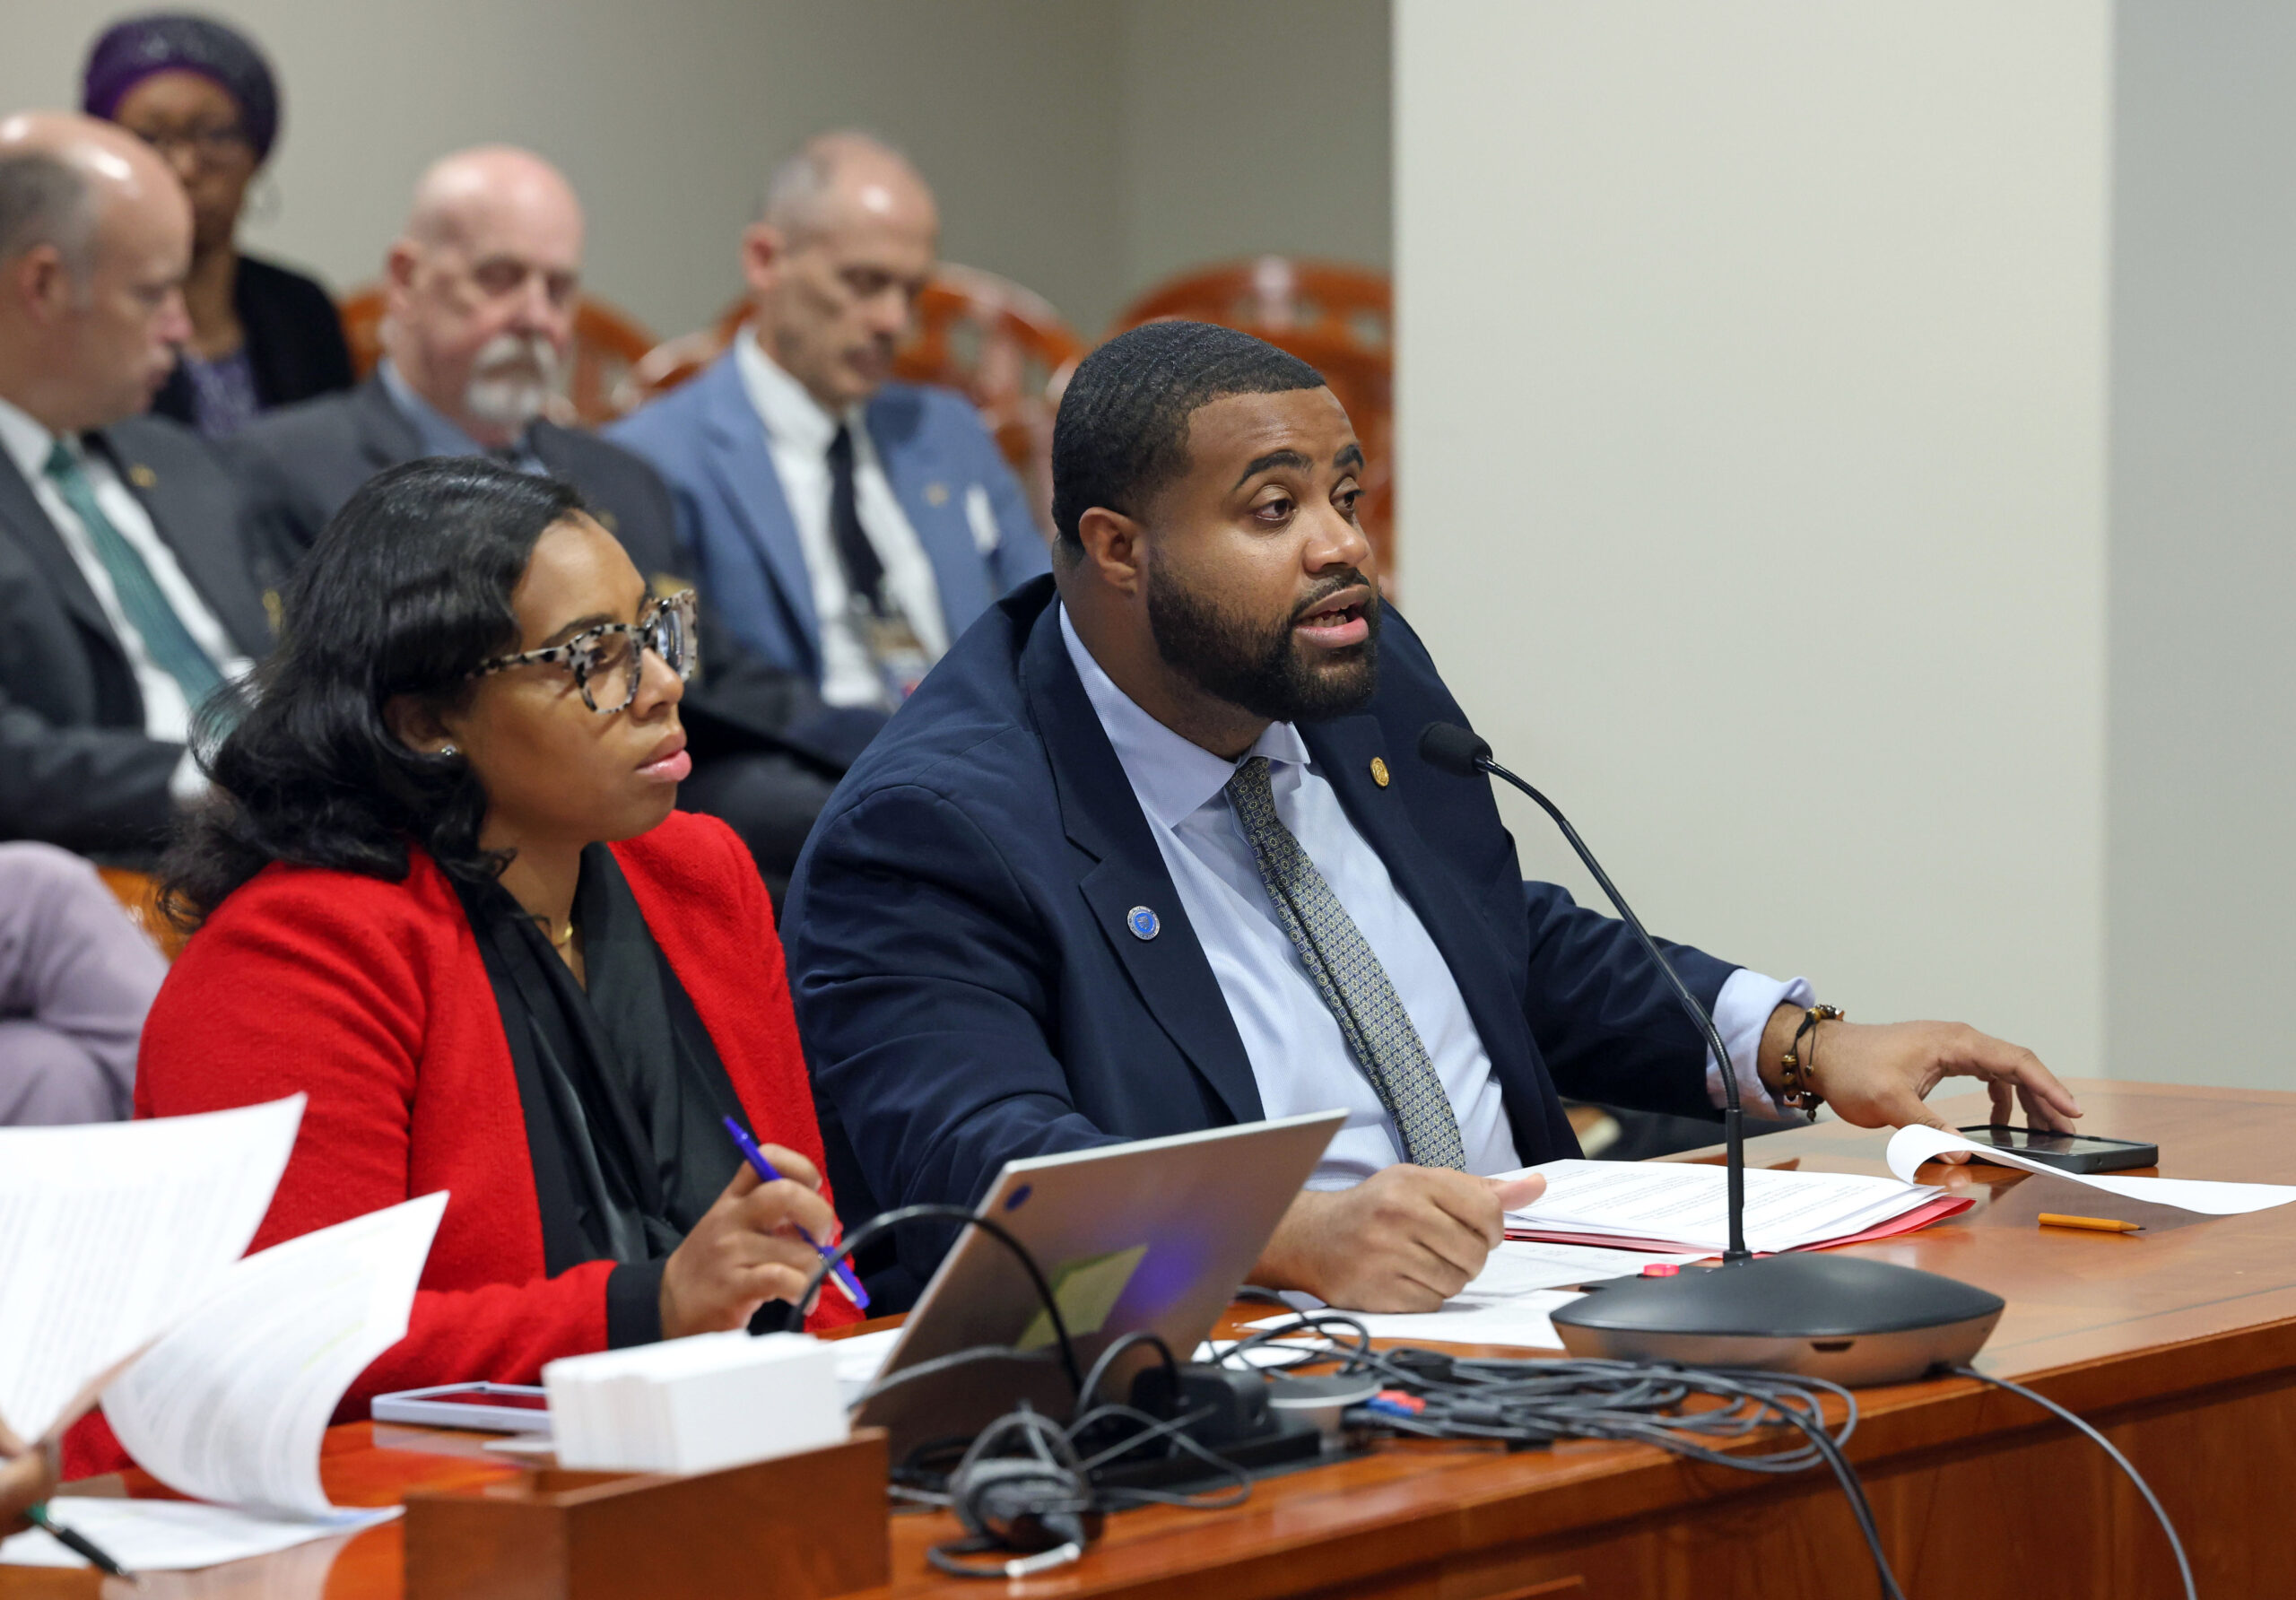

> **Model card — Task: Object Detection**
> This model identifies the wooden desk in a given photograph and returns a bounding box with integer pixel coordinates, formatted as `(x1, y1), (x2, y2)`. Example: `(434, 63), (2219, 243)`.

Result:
(16, 1080), (2296, 1599)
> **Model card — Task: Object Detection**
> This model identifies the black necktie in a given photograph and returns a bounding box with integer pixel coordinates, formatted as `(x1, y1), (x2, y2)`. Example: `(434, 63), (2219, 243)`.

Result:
(826, 424), (887, 616)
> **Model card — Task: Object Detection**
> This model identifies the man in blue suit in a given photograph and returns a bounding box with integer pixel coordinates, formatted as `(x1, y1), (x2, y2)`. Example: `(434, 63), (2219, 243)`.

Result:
(784, 322), (2082, 1311)
(608, 133), (1048, 729)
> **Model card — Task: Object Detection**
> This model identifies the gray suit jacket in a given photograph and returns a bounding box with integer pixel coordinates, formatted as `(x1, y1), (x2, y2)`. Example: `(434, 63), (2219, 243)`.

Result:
(0, 415), (272, 855)
(230, 378), (874, 770)
(230, 377), (686, 583)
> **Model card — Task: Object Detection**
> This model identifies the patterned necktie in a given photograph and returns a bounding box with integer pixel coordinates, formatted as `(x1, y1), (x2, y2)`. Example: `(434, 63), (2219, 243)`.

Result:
(1224, 754), (1468, 1169)
(44, 441), (224, 713)
(825, 424), (887, 615)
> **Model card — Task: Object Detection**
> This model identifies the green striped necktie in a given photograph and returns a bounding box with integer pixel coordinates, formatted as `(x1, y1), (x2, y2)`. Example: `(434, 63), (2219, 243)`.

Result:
(44, 440), (224, 713)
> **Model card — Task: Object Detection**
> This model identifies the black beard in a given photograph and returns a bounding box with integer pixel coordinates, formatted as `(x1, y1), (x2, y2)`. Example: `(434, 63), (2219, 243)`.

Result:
(1146, 562), (1381, 724)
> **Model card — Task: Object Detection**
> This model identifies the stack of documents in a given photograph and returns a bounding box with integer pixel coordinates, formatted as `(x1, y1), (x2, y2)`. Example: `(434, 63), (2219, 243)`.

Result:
(0, 1100), (450, 1572)
(1243, 1239), (1710, 1351)
(544, 1331), (845, 1475)
(1501, 1159), (1970, 1256)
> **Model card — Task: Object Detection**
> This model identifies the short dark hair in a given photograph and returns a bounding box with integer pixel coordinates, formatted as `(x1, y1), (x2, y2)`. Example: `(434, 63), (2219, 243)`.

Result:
(1050, 320), (1326, 554)
(161, 458), (586, 927)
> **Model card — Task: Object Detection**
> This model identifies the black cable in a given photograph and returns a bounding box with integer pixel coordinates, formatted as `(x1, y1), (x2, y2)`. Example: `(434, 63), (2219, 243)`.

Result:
(853, 1343), (1069, 1409)
(817, 1209), (1251, 1579)
(802, 1202), (1084, 1397)
(1949, 1366), (2195, 1600)
(1234, 1318), (1907, 1597)
(1076, 1329), (1180, 1410)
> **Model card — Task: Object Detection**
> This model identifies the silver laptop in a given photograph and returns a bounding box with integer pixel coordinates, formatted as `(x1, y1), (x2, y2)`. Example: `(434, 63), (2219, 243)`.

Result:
(850, 1109), (1346, 1458)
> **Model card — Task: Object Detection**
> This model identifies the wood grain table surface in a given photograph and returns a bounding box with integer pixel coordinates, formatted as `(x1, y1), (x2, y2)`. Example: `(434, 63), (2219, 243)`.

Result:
(12, 1079), (2293, 1600)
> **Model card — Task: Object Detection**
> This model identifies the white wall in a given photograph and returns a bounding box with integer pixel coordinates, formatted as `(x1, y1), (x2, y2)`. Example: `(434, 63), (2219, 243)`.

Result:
(1116, 0), (1391, 327)
(0, 0), (1134, 336)
(1396, 2), (2112, 1076)
(2107, 1), (2296, 1090)
(0, 0), (1392, 343)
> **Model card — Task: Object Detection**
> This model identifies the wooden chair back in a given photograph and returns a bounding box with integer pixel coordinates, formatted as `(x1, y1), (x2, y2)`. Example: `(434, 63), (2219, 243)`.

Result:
(1109, 258), (1396, 579)
(98, 866), (188, 961)
(1112, 257), (1392, 355)
(335, 288), (657, 428)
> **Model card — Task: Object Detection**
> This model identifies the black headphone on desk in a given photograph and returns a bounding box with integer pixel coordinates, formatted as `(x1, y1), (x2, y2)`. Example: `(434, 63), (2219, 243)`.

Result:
(926, 1407), (1105, 1580)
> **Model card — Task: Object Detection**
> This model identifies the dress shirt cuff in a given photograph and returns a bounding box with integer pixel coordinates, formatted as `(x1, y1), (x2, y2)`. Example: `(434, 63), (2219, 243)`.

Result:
(1708, 969), (1816, 1124)
(167, 745), (208, 808)
(605, 1258), (668, 1349)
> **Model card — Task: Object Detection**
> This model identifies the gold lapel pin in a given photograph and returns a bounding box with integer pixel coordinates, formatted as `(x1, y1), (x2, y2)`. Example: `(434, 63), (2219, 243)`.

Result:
(127, 464), (158, 489)
(1370, 757), (1391, 787)
(924, 482), (950, 507)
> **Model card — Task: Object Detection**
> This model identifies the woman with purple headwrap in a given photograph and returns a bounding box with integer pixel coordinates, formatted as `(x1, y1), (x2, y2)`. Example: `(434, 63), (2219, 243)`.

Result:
(83, 11), (353, 438)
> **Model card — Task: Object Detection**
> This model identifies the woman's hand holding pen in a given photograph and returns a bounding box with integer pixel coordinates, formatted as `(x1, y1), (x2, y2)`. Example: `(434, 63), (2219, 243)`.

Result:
(658, 1146), (839, 1338)
(0, 1422), (57, 1539)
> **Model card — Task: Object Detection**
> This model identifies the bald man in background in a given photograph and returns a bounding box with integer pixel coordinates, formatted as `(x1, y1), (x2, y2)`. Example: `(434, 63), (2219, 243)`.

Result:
(0, 111), (269, 856)
(234, 145), (866, 899)
(230, 145), (670, 564)
(610, 132), (1048, 717)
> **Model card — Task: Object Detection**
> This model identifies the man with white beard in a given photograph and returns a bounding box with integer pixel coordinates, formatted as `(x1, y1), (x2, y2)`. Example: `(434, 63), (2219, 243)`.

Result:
(232, 146), (883, 900)
(229, 146), (657, 569)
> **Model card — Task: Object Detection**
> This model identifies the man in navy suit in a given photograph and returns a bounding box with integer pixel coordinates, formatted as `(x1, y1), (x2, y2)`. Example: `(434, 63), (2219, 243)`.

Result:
(608, 132), (1048, 730)
(784, 322), (2081, 1311)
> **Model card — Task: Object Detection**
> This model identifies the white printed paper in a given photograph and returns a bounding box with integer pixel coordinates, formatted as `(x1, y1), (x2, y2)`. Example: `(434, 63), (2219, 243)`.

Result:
(0, 1097), (303, 1444)
(101, 1192), (448, 1517)
(1461, 1239), (1707, 1291)
(1234, 1240), (1681, 1352)
(1885, 1125), (2296, 1215)
(0, 1497), (396, 1570)
(1500, 1158), (1950, 1254)
(1248, 1291), (1587, 1351)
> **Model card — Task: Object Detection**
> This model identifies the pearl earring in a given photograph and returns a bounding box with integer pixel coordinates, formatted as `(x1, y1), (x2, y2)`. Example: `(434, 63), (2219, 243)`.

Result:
(439, 743), (458, 758)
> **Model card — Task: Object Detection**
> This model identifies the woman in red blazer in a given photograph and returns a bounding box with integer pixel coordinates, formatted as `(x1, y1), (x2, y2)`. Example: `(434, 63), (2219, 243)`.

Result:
(73, 459), (857, 1474)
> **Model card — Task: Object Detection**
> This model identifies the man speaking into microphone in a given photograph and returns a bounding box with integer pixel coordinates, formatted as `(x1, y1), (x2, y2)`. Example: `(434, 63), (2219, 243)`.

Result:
(783, 321), (2079, 1312)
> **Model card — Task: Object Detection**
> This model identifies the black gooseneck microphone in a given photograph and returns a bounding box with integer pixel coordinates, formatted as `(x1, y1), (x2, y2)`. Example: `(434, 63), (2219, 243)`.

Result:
(1417, 721), (1749, 1264)
(1415, 720), (2006, 1385)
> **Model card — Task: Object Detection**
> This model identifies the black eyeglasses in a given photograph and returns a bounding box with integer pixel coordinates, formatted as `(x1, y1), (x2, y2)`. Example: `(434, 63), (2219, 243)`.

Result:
(470, 590), (698, 713)
(125, 123), (253, 162)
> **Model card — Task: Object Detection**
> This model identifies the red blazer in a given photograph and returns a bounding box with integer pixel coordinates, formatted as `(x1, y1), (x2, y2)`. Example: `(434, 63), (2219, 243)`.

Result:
(68, 811), (857, 1476)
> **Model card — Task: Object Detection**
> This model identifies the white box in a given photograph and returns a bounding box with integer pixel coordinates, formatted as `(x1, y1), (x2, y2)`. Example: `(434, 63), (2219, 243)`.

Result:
(543, 1332), (847, 1475)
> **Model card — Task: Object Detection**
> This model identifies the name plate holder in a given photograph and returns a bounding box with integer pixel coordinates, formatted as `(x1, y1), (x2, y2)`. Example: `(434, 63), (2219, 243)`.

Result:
(404, 1429), (889, 1600)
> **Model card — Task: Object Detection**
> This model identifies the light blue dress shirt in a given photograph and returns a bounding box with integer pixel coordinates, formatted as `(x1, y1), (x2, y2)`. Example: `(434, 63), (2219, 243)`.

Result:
(1058, 605), (1807, 1189)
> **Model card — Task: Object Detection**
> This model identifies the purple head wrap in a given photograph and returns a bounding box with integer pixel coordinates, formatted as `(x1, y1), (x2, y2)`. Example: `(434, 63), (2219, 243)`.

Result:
(83, 13), (281, 161)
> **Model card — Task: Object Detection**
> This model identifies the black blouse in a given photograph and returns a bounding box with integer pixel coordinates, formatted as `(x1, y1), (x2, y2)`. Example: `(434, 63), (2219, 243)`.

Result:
(454, 844), (798, 1345)
(148, 253), (354, 433)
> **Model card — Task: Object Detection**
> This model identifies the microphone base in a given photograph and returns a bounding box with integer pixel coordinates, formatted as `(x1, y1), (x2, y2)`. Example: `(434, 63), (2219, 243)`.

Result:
(1549, 1254), (2004, 1387)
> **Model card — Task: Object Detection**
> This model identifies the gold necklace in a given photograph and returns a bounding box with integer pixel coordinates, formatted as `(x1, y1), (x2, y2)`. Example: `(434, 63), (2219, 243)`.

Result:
(529, 912), (578, 949)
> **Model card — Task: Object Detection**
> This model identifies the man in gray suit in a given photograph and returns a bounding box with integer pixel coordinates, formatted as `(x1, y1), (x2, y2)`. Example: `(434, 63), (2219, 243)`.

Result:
(233, 147), (867, 898)
(0, 113), (271, 857)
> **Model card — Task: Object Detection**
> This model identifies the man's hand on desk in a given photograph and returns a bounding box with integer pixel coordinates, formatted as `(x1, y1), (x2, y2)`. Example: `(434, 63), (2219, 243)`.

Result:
(1762, 1009), (2085, 1159)
(1250, 1165), (1549, 1312)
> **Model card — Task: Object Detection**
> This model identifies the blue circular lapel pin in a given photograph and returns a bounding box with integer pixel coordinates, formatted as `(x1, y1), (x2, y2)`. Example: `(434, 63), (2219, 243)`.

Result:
(1126, 905), (1160, 941)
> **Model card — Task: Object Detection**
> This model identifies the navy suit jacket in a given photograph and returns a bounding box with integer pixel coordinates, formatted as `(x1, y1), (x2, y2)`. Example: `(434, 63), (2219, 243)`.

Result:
(604, 351), (1050, 684)
(784, 578), (1739, 1288)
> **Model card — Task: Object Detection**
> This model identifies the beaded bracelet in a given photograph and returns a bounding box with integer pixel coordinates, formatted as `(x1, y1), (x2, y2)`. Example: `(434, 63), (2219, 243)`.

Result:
(1779, 1004), (1845, 1112)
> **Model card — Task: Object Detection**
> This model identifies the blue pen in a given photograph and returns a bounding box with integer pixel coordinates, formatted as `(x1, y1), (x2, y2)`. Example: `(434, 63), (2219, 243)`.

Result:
(722, 1115), (869, 1311)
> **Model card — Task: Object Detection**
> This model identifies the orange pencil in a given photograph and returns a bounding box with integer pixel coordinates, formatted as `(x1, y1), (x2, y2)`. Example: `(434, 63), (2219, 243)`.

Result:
(2039, 1213), (2143, 1234)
